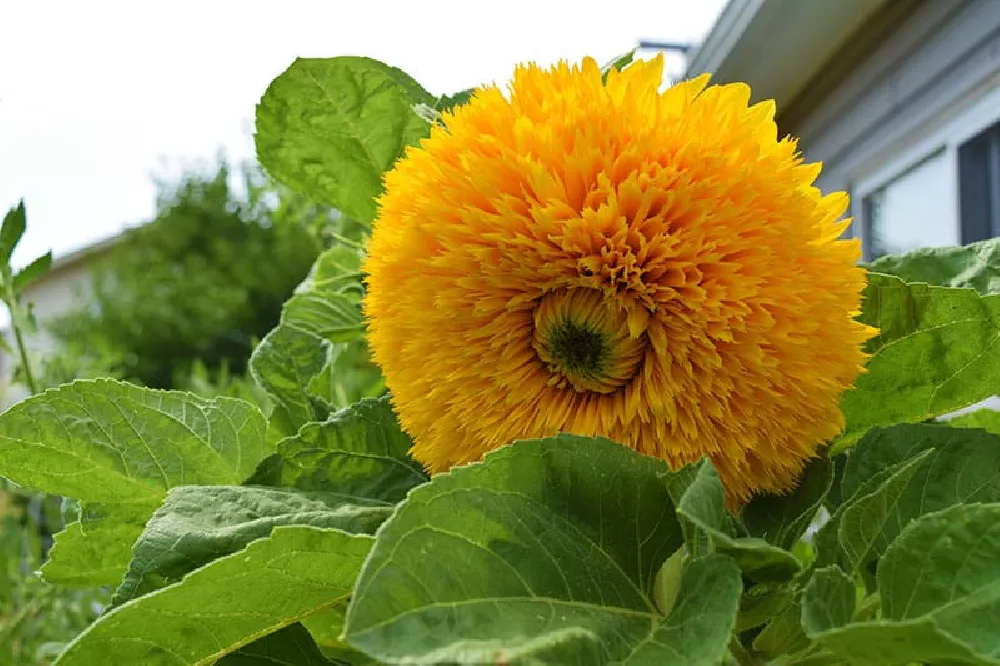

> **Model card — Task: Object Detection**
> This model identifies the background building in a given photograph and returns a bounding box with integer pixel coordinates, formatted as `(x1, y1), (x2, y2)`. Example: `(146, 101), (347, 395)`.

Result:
(686, 0), (1000, 260)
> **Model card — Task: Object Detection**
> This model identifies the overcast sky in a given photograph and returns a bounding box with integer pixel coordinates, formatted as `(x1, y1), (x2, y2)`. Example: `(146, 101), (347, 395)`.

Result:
(0, 0), (724, 271)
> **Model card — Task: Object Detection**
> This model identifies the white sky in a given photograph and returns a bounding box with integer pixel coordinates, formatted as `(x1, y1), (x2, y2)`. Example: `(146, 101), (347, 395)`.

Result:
(0, 0), (724, 271)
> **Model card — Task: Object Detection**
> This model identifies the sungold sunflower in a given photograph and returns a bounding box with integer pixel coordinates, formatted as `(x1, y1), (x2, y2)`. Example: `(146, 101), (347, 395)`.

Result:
(363, 55), (876, 504)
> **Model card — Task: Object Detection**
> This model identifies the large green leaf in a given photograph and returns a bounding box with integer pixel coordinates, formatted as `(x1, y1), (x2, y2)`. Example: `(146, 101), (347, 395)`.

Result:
(867, 237), (1000, 295)
(805, 504), (1000, 664)
(880, 504), (1000, 652)
(256, 56), (434, 223)
(948, 408), (1000, 434)
(250, 324), (331, 439)
(216, 624), (336, 665)
(56, 526), (373, 665)
(301, 605), (378, 665)
(838, 273), (1000, 449)
(819, 423), (1000, 570)
(42, 520), (134, 587)
(675, 462), (800, 582)
(0, 379), (269, 588)
(0, 379), (269, 502)
(248, 395), (425, 502)
(805, 621), (992, 666)
(814, 448), (934, 573)
(113, 485), (390, 605)
(41, 500), (156, 587)
(800, 566), (856, 635)
(741, 457), (833, 551)
(344, 435), (743, 665)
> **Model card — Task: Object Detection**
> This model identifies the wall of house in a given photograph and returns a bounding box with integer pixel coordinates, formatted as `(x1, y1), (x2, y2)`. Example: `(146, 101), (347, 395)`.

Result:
(779, 0), (1000, 256)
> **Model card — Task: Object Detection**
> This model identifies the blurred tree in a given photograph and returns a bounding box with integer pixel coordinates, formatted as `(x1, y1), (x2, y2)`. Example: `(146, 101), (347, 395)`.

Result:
(43, 157), (332, 389)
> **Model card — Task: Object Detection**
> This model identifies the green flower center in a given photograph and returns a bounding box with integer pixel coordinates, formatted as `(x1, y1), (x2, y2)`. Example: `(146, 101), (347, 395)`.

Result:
(547, 320), (607, 377)
(532, 288), (647, 394)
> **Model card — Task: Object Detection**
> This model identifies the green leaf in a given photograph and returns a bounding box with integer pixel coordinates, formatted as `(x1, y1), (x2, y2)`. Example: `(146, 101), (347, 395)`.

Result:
(248, 395), (425, 502)
(823, 423), (1000, 566)
(295, 244), (364, 299)
(652, 547), (685, 616)
(282, 293), (364, 344)
(112, 485), (391, 605)
(42, 521), (133, 587)
(250, 324), (331, 439)
(867, 236), (1000, 295)
(0, 200), (26, 266)
(815, 448), (934, 573)
(737, 581), (794, 631)
(676, 462), (801, 582)
(838, 273), (1000, 449)
(42, 501), (155, 587)
(806, 504), (1000, 664)
(301, 605), (379, 665)
(281, 244), (365, 344)
(806, 620), (993, 666)
(0, 379), (268, 503)
(947, 408), (1000, 434)
(740, 457), (833, 551)
(11, 250), (52, 293)
(800, 566), (857, 634)
(751, 597), (810, 658)
(56, 526), (373, 665)
(880, 504), (1000, 653)
(345, 435), (742, 665)
(0, 379), (270, 590)
(305, 339), (386, 410)
(256, 56), (434, 223)
(216, 624), (336, 665)
(434, 88), (475, 112)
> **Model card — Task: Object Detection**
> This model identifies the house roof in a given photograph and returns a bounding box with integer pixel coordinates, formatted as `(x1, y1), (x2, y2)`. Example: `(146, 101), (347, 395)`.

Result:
(686, 0), (891, 109)
(24, 232), (124, 292)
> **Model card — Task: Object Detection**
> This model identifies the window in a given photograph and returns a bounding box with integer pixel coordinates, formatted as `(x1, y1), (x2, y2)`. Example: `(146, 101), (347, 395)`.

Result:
(958, 121), (1000, 243)
(861, 149), (957, 261)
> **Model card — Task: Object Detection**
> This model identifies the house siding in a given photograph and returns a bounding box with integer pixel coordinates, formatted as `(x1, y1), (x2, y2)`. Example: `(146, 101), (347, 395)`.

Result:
(780, 0), (1000, 198)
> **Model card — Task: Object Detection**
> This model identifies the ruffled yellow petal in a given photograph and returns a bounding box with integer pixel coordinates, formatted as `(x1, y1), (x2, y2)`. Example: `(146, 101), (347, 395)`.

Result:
(364, 55), (877, 504)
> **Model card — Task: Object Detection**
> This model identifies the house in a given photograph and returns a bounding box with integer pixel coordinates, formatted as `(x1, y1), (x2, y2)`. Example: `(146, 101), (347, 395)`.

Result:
(0, 236), (119, 407)
(684, 0), (1000, 261)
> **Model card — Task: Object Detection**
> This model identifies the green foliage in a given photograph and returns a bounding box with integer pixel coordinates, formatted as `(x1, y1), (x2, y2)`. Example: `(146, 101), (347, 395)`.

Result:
(0, 202), (104, 665)
(947, 407), (1000, 434)
(838, 272), (1000, 449)
(866, 235), (1000, 294)
(345, 436), (742, 665)
(256, 57), (435, 224)
(56, 526), (373, 665)
(44, 160), (325, 390)
(3, 55), (1000, 666)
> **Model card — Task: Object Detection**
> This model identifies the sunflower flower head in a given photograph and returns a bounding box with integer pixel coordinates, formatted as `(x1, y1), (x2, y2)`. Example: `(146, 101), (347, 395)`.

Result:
(363, 55), (876, 504)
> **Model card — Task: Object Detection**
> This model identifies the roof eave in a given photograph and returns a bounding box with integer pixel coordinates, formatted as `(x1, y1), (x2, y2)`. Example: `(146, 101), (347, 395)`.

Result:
(686, 0), (892, 109)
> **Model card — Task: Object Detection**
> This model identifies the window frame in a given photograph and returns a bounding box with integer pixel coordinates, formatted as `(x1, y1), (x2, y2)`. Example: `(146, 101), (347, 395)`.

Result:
(853, 82), (1000, 261)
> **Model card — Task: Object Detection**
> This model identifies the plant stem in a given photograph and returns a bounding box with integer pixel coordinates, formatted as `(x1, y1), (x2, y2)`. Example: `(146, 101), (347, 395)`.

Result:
(4, 275), (37, 396)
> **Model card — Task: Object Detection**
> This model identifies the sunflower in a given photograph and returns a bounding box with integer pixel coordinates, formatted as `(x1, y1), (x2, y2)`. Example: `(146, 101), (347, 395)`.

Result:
(363, 55), (875, 503)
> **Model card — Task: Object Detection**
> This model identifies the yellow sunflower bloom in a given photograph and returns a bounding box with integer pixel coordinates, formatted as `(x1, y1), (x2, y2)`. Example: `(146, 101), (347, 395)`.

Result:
(363, 55), (876, 504)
